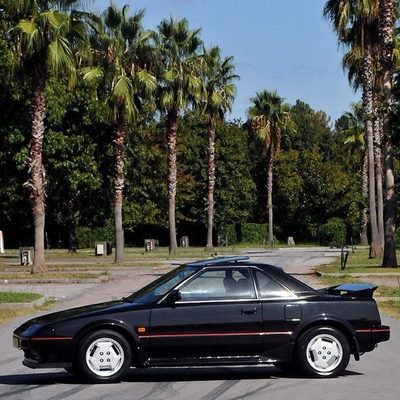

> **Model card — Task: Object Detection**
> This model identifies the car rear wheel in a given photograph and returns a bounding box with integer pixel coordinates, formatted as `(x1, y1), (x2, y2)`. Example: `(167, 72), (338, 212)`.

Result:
(297, 326), (350, 378)
(78, 330), (132, 383)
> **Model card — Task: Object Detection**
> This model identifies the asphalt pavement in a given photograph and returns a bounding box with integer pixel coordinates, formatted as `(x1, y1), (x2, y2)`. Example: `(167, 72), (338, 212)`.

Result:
(0, 247), (398, 400)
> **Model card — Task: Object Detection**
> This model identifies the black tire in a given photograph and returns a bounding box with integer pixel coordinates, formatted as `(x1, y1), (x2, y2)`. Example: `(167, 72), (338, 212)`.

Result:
(273, 362), (298, 374)
(78, 329), (132, 383)
(64, 364), (81, 376)
(297, 326), (350, 378)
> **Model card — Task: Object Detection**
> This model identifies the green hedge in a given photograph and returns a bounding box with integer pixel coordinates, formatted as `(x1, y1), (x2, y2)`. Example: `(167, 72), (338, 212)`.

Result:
(320, 218), (346, 246)
(218, 223), (269, 245)
(219, 225), (237, 245)
(395, 228), (400, 245)
(240, 223), (268, 244)
(76, 224), (115, 249)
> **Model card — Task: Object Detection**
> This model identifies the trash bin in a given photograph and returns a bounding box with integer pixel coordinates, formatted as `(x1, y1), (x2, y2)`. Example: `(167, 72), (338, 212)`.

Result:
(144, 239), (154, 252)
(180, 236), (189, 247)
(19, 247), (34, 266)
(217, 235), (228, 247)
(0, 230), (4, 254)
(95, 241), (107, 256)
(106, 241), (112, 255)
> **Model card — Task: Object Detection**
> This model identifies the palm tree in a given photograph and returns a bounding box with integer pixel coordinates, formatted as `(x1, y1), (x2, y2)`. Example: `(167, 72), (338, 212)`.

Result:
(83, 3), (156, 263)
(200, 46), (238, 252)
(379, 0), (397, 267)
(342, 102), (368, 245)
(152, 16), (203, 255)
(5, 0), (88, 273)
(247, 90), (296, 246)
(324, 0), (383, 257)
(342, 28), (385, 249)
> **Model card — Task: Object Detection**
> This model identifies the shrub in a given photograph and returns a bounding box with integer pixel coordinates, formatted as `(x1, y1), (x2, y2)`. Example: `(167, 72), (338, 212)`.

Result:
(76, 223), (115, 249)
(218, 225), (237, 245)
(395, 228), (400, 245)
(240, 223), (267, 244)
(320, 218), (346, 246)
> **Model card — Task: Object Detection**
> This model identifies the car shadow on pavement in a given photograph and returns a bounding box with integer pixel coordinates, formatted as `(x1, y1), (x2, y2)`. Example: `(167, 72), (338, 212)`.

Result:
(124, 366), (363, 382)
(0, 366), (362, 386)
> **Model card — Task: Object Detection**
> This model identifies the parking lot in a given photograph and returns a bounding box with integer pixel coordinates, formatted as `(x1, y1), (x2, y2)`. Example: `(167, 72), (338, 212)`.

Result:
(0, 248), (398, 400)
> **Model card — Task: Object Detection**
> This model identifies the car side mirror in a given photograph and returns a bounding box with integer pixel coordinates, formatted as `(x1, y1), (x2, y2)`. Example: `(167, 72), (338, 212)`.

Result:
(168, 289), (181, 304)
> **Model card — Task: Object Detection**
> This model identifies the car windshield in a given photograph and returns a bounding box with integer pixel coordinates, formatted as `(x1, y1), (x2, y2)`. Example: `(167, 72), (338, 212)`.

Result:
(126, 265), (199, 304)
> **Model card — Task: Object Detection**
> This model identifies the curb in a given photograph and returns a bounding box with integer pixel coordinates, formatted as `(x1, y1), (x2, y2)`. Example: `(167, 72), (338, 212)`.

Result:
(0, 276), (110, 285)
(375, 297), (400, 302)
(0, 296), (47, 309)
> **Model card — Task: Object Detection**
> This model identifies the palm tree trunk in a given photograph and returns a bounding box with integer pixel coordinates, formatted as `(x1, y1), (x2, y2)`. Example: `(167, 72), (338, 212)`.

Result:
(380, 0), (397, 267)
(68, 197), (77, 253)
(205, 117), (216, 252)
(167, 108), (178, 255)
(373, 116), (384, 248)
(382, 138), (397, 266)
(266, 147), (274, 246)
(114, 120), (125, 263)
(362, 39), (382, 258)
(30, 63), (47, 274)
(359, 150), (369, 245)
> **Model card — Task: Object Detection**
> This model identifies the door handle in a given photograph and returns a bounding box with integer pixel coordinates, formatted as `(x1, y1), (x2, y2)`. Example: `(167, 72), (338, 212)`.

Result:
(241, 307), (257, 315)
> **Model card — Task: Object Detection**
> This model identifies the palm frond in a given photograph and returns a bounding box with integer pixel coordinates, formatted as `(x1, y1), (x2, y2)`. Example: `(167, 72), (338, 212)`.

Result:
(81, 66), (104, 82)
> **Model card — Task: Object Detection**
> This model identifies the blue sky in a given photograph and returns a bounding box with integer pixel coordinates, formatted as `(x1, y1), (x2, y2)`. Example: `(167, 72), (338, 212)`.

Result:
(94, 0), (360, 123)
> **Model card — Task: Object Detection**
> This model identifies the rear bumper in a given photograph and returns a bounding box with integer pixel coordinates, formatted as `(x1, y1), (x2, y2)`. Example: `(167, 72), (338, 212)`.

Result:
(356, 324), (390, 353)
(371, 325), (390, 344)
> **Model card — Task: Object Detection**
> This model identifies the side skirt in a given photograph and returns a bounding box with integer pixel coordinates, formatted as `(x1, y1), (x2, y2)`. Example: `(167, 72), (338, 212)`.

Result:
(144, 355), (278, 367)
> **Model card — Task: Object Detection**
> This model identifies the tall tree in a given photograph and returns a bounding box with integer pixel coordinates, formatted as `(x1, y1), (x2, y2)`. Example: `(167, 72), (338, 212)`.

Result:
(248, 89), (296, 246)
(153, 16), (203, 254)
(380, 0), (397, 267)
(342, 102), (369, 245)
(5, 0), (89, 272)
(200, 46), (238, 251)
(83, 3), (156, 262)
(324, 0), (383, 257)
(341, 32), (386, 247)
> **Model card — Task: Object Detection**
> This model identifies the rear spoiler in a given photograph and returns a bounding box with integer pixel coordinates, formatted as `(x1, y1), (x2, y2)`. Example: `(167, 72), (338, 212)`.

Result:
(319, 283), (378, 298)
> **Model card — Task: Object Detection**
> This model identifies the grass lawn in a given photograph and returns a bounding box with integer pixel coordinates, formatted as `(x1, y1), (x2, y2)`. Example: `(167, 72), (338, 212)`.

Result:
(0, 271), (110, 280)
(318, 246), (400, 273)
(378, 301), (400, 319)
(1, 246), (239, 260)
(317, 247), (400, 318)
(0, 291), (42, 303)
(0, 299), (56, 326)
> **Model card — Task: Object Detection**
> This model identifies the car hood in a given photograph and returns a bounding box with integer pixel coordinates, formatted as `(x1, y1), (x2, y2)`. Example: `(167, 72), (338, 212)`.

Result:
(19, 299), (144, 327)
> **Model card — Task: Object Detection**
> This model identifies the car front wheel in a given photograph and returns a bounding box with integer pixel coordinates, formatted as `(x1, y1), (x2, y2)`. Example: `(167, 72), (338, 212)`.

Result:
(297, 326), (350, 378)
(78, 330), (132, 383)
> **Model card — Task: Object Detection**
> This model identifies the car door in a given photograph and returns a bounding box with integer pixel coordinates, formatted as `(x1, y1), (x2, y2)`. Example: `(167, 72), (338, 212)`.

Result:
(253, 269), (301, 355)
(147, 267), (262, 359)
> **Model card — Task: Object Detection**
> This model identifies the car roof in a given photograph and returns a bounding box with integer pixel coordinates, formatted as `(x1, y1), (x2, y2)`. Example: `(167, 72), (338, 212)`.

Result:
(184, 256), (317, 296)
(185, 255), (251, 267)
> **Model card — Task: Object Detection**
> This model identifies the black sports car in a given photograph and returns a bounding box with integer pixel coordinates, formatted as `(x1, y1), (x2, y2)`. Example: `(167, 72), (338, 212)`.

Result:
(13, 256), (390, 383)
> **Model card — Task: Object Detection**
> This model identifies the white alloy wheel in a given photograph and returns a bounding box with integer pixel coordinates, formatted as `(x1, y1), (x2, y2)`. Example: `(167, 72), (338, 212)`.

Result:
(79, 330), (132, 383)
(305, 333), (343, 373)
(297, 326), (350, 378)
(86, 337), (125, 377)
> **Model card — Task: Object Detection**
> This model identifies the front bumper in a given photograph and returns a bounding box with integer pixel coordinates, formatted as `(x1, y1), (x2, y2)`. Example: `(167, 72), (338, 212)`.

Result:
(13, 334), (74, 368)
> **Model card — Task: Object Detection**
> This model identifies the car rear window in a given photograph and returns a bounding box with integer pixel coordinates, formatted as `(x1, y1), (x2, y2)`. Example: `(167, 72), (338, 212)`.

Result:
(254, 269), (296, 299)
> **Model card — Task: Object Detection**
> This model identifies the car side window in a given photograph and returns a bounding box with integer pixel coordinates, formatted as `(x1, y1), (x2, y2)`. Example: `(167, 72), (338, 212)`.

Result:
(179, 268), (256, 301)
(254, 269), (295, 298)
